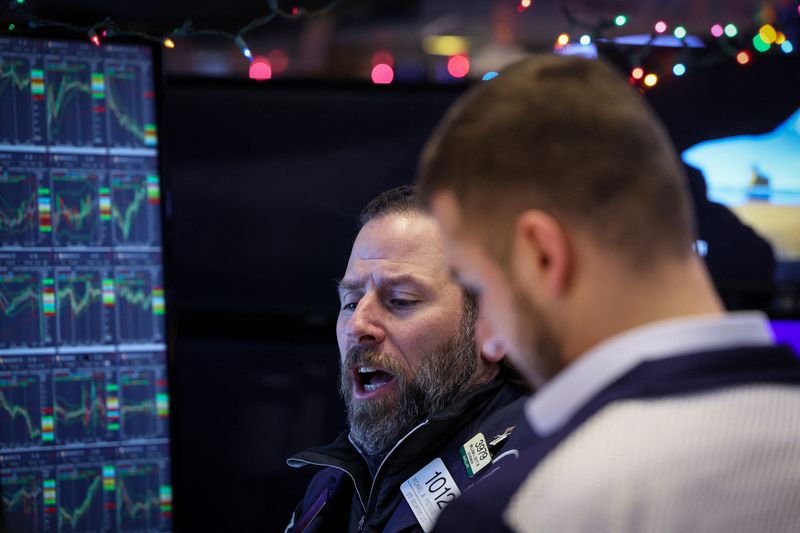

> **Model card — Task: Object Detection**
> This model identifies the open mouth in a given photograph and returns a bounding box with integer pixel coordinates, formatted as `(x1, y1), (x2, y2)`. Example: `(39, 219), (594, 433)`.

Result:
(353, 366), (396, 397)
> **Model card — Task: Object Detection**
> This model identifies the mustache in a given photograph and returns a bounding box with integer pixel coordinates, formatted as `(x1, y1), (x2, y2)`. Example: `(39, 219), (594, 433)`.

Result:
(343, 345), (409, 381)
(339, 323), (480, 456)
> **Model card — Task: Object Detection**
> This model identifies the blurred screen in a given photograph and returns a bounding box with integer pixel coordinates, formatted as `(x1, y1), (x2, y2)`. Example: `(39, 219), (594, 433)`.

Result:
(683, 108), (800, 262)
(0, 37), (172, 532)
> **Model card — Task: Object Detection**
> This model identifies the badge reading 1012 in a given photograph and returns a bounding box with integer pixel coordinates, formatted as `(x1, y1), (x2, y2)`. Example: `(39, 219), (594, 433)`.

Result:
(460, 432), (492, 478)
(401, 457), (461, 533)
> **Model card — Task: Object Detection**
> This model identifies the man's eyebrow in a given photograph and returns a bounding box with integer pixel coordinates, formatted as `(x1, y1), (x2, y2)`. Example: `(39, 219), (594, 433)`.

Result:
(336, 279), (361, 294)
(336, 274), (429, 294)
(381, 274), (429, 290)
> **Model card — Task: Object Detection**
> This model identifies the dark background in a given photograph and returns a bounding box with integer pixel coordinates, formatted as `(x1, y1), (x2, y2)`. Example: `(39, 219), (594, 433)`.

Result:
(162, 55), (799, 531)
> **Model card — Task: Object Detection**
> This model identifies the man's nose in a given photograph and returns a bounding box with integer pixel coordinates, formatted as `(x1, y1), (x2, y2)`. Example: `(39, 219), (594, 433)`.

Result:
(345, 295), (386, 346)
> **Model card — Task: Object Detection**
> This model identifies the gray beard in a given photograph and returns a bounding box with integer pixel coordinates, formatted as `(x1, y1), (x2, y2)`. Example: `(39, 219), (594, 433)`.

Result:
(340, 317), (479, 456)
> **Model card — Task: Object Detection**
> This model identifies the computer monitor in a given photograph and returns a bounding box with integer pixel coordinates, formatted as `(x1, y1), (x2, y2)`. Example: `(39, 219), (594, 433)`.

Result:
(626, 48), (800, 315)
(0, 36), (172, 532)
(682, 106), (800, 276)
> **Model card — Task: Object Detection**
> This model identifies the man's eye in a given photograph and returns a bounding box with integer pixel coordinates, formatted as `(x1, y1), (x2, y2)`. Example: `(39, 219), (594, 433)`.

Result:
(341, 301), (358, 311)
(389, 298), (419, 309)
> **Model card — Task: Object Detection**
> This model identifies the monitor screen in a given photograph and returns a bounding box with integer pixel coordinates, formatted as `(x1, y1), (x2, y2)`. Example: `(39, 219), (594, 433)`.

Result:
(0, 37), (172, 532)
(683, 107), (800, 265)
(629, 49), (800, 313)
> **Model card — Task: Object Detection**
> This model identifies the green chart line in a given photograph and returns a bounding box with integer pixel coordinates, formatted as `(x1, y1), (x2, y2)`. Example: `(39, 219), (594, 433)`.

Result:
(118, 476), (160, 522)
(0, 174), (36, 237)
(117, 283), (152, 311)
(112, 180), (147, 239)
(53, 180), (96, 240)
(58, 474), (102, 530)
(58, 279), (102, 317)
(121, 399), (155, 419)
(46, 70), (91, 138)
(0, 388), (42, 439)
(0, 61), (31, 94)
(0, 282), (38, 319)
(0, 191), (36, 235)
(2, 479), (41, 513)
(55, 379), (106, 432)
(106, 71), (145, 142)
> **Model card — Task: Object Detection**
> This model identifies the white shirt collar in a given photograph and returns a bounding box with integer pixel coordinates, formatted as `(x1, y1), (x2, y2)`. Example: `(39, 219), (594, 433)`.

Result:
(526, 312), (774, 437)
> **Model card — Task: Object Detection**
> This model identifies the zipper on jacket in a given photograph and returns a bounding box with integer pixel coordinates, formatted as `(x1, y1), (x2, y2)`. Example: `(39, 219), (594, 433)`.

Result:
(351, 419), (431, 529)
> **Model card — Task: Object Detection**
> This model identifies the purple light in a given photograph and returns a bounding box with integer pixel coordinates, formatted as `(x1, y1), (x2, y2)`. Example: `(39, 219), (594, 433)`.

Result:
(771, 321), (800, 355)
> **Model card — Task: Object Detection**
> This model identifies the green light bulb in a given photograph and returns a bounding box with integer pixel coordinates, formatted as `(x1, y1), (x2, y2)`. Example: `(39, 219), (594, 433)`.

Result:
(752, 34), (770, 53)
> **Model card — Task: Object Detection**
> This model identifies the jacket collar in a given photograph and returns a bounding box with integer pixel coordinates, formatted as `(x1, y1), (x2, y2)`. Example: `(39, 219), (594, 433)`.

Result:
(287, 377), (507, 511)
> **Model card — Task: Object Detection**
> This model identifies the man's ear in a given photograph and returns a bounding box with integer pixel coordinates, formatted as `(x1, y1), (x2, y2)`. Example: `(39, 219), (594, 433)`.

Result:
(480, 336), (506, 364)
(511, 210), (571, 300)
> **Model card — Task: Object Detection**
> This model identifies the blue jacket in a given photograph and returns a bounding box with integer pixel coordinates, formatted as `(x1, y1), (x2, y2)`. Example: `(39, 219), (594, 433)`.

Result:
(286, 376), (537, 532)
(434, 344), (800, 532)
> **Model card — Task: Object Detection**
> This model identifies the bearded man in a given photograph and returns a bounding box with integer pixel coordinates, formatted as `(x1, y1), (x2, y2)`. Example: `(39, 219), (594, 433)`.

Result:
(285, 186), (533, 533)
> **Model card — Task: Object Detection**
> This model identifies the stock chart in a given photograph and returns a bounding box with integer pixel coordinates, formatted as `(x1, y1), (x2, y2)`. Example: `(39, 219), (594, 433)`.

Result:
(54, 367), (115, 443)
(0, 269), (55, 349)
(3, 469), (46, 532)
(0, 36), (171, 532)
(51, 170), (105, 247)
(56, 269), (112, 346)
(0, 43), (45, 145)
(0, 372), (50, 448)
(0, 164), (41, 245)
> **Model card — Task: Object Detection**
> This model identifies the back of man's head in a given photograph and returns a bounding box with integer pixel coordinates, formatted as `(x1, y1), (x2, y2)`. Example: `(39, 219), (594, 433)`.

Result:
(418, 54), (695, 268)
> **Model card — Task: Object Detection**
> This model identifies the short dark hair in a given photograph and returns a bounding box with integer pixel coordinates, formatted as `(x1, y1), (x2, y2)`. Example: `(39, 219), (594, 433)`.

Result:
(417, 54), (694, 267)
(359, 185), (423, 229)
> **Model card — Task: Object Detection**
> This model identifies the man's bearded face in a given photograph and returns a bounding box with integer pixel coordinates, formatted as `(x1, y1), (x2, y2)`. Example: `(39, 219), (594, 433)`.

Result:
(340, 307), (478, 456)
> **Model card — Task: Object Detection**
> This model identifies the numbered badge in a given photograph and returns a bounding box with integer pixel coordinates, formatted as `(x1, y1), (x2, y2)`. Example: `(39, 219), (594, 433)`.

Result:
(460, 432), (492, 478)
(401, 457), (461, 533)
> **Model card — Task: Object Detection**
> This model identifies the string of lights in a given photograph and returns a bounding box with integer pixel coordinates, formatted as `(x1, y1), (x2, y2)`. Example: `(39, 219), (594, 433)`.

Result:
(0, 0), (797, 86)
(541, 0), (799, 90)
(0, 0), (341, 61)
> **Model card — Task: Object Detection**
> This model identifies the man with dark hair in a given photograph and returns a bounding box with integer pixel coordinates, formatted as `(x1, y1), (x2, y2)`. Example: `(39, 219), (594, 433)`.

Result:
(417, 55), (800, 531)
(286, 186), (534, 532)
